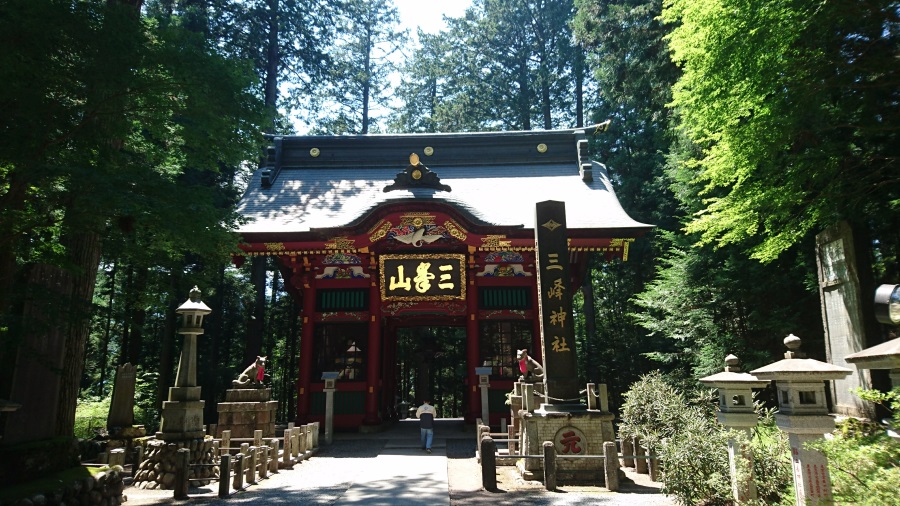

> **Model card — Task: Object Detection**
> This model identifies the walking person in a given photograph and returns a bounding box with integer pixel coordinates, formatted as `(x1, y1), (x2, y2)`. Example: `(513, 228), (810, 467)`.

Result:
(416, 399), (436, 453)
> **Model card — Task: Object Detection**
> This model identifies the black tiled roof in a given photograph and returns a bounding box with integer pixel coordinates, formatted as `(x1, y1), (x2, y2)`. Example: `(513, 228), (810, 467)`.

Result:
(236, 129), (652, 236)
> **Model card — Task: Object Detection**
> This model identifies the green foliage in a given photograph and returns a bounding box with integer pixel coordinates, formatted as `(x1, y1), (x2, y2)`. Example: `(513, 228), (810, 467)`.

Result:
(663, 0), (900, 262)
(744, 407), (793, 505)
(621, 373), (793, 505)
(619, 371), (690, 446)
(632, 231), (822, 379)
(73, 397), (112, 440)
(391, 0), (582, 133)
(306, 0), (407, 134)
(809, 413), (900, 505)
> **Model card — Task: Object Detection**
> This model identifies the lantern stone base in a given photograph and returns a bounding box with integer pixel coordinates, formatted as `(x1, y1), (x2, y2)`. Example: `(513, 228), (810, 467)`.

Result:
(132, 437), (218, 490)
(156, 399), (205, 440)
(216, 388), (278, 438)
(518, 409), (615, 483)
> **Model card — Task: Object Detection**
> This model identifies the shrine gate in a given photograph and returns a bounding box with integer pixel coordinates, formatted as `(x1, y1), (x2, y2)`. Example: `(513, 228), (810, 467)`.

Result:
(235, 128), (651, 429)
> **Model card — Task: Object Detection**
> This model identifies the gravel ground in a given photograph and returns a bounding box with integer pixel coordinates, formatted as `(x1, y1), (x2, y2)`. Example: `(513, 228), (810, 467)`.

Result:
(123, 438), (674, 506)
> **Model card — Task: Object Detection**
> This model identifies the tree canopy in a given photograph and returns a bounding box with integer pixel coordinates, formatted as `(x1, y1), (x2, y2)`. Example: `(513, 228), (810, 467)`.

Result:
(663, 0), (900, 262)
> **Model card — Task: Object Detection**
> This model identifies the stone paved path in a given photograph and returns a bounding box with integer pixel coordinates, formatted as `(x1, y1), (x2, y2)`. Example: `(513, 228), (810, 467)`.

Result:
(124, 419), (674, 506)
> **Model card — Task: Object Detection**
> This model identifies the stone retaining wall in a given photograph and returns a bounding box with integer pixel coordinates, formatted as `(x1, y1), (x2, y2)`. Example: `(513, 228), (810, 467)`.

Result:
(1, 468), (125, 506)
(132, 437), (218, 489)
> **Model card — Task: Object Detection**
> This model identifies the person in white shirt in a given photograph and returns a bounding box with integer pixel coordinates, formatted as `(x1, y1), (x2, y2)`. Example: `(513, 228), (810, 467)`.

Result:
(416, 399), (436, 453)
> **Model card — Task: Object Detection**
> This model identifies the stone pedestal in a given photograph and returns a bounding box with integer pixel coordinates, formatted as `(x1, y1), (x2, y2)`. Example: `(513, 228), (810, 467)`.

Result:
(156, 386), (205, 441)
(779, 414), (838, 506)
(518, 408), (615, 483)
(132, 437), (219, 490)
(217, 388), (278, 438)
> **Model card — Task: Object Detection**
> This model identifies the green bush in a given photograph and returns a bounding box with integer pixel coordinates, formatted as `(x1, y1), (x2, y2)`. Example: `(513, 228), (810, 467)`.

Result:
(74, 396), (111, 439)
(808, 388), (900, 506)
(620, 372), (792, 506)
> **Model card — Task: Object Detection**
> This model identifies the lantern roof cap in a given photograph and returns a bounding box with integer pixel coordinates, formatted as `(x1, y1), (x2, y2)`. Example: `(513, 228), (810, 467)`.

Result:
(700, 354), (769, 387)
(176, 286), (212, 314)
(845, 337), (900, 370)
(750, 335), (851, 381)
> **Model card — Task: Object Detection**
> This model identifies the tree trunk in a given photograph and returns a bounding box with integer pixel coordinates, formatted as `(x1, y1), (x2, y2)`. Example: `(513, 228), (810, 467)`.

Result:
(55, 230), (103, 437)
(264, 0), (280, 124)
(97, 263), (117, 396)
(158, 273), (180, 405)
(575, 46), (584, 128)
(361, 28), (372, 134)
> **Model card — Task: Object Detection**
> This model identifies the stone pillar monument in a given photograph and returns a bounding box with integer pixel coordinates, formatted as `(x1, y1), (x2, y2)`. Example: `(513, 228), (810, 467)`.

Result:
(700, 355), (769, 503)
(534, 201), (581, 411)
(751, 335), (851, 506)
(157, 286), (210, 440)
(517, 201), (615, 484)
(133, 287), (218, 490)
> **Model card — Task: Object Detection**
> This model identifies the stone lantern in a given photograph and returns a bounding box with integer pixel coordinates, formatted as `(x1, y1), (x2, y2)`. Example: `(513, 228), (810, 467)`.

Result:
(845, 337), (900, 441)
(845, 337), (900, 389)
(700, 354), (769, 503)
(157, 286), (211, 440)
(750, 334), (851, 506)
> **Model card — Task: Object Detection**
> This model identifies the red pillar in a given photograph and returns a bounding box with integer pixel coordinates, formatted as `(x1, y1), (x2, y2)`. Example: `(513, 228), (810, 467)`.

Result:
(363, 268), (382, 425)
(466, 268), (480, 423)
(296, 274), (315, 424)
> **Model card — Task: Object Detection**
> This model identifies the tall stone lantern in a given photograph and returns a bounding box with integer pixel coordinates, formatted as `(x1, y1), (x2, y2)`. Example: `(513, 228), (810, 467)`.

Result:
(750, 334), (851, 506)
(157, 286), (211, 440)
(700, 354), (769, 503)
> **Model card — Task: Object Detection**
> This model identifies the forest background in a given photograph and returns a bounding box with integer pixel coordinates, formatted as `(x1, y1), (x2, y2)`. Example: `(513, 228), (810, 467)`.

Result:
(0, 0), (897, 437)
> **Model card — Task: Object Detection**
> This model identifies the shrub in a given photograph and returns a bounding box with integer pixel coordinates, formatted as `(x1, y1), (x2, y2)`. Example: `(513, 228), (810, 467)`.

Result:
(74, 396), (111, 439)
(620, 372), (793, 506)
(808, 388), (900, 506)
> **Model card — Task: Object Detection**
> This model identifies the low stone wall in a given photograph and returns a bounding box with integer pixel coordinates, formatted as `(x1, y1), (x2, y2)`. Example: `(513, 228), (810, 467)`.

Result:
(2, 468), (125, 506)
(132, 437), (218, 490)
(0, 437), (80, 488)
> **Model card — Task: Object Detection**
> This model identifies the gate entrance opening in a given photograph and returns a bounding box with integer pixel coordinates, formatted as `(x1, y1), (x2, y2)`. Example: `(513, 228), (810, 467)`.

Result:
(393, 326), (466, 420)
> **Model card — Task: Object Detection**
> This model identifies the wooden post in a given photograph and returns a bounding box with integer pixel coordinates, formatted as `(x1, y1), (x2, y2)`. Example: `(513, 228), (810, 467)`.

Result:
(603, 441), (619, 491)
(174, 448), (190, 499)
(543, 441), (557, 491)
(132, 445), (144, 479)
(218, 454), (231, 498)
(247, 446), (257, 484)
(259, 445), (268, 479)
(283, 429), (293, 469)
(598, 383), (609, 412)
(649, 450), (660, 482)
(253, 429), (263, 448)
(109, 448), (125, 468)
(622, 438), (634, 468)
(635, 437), (648, 474)
(476, 425), (490, 463)
(232, 453), (244, 491)
(480, 436), (497, 491)
(222, 430), (231, 456)
(294, 425), (309, 460)
(269, 439), (279, 473)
